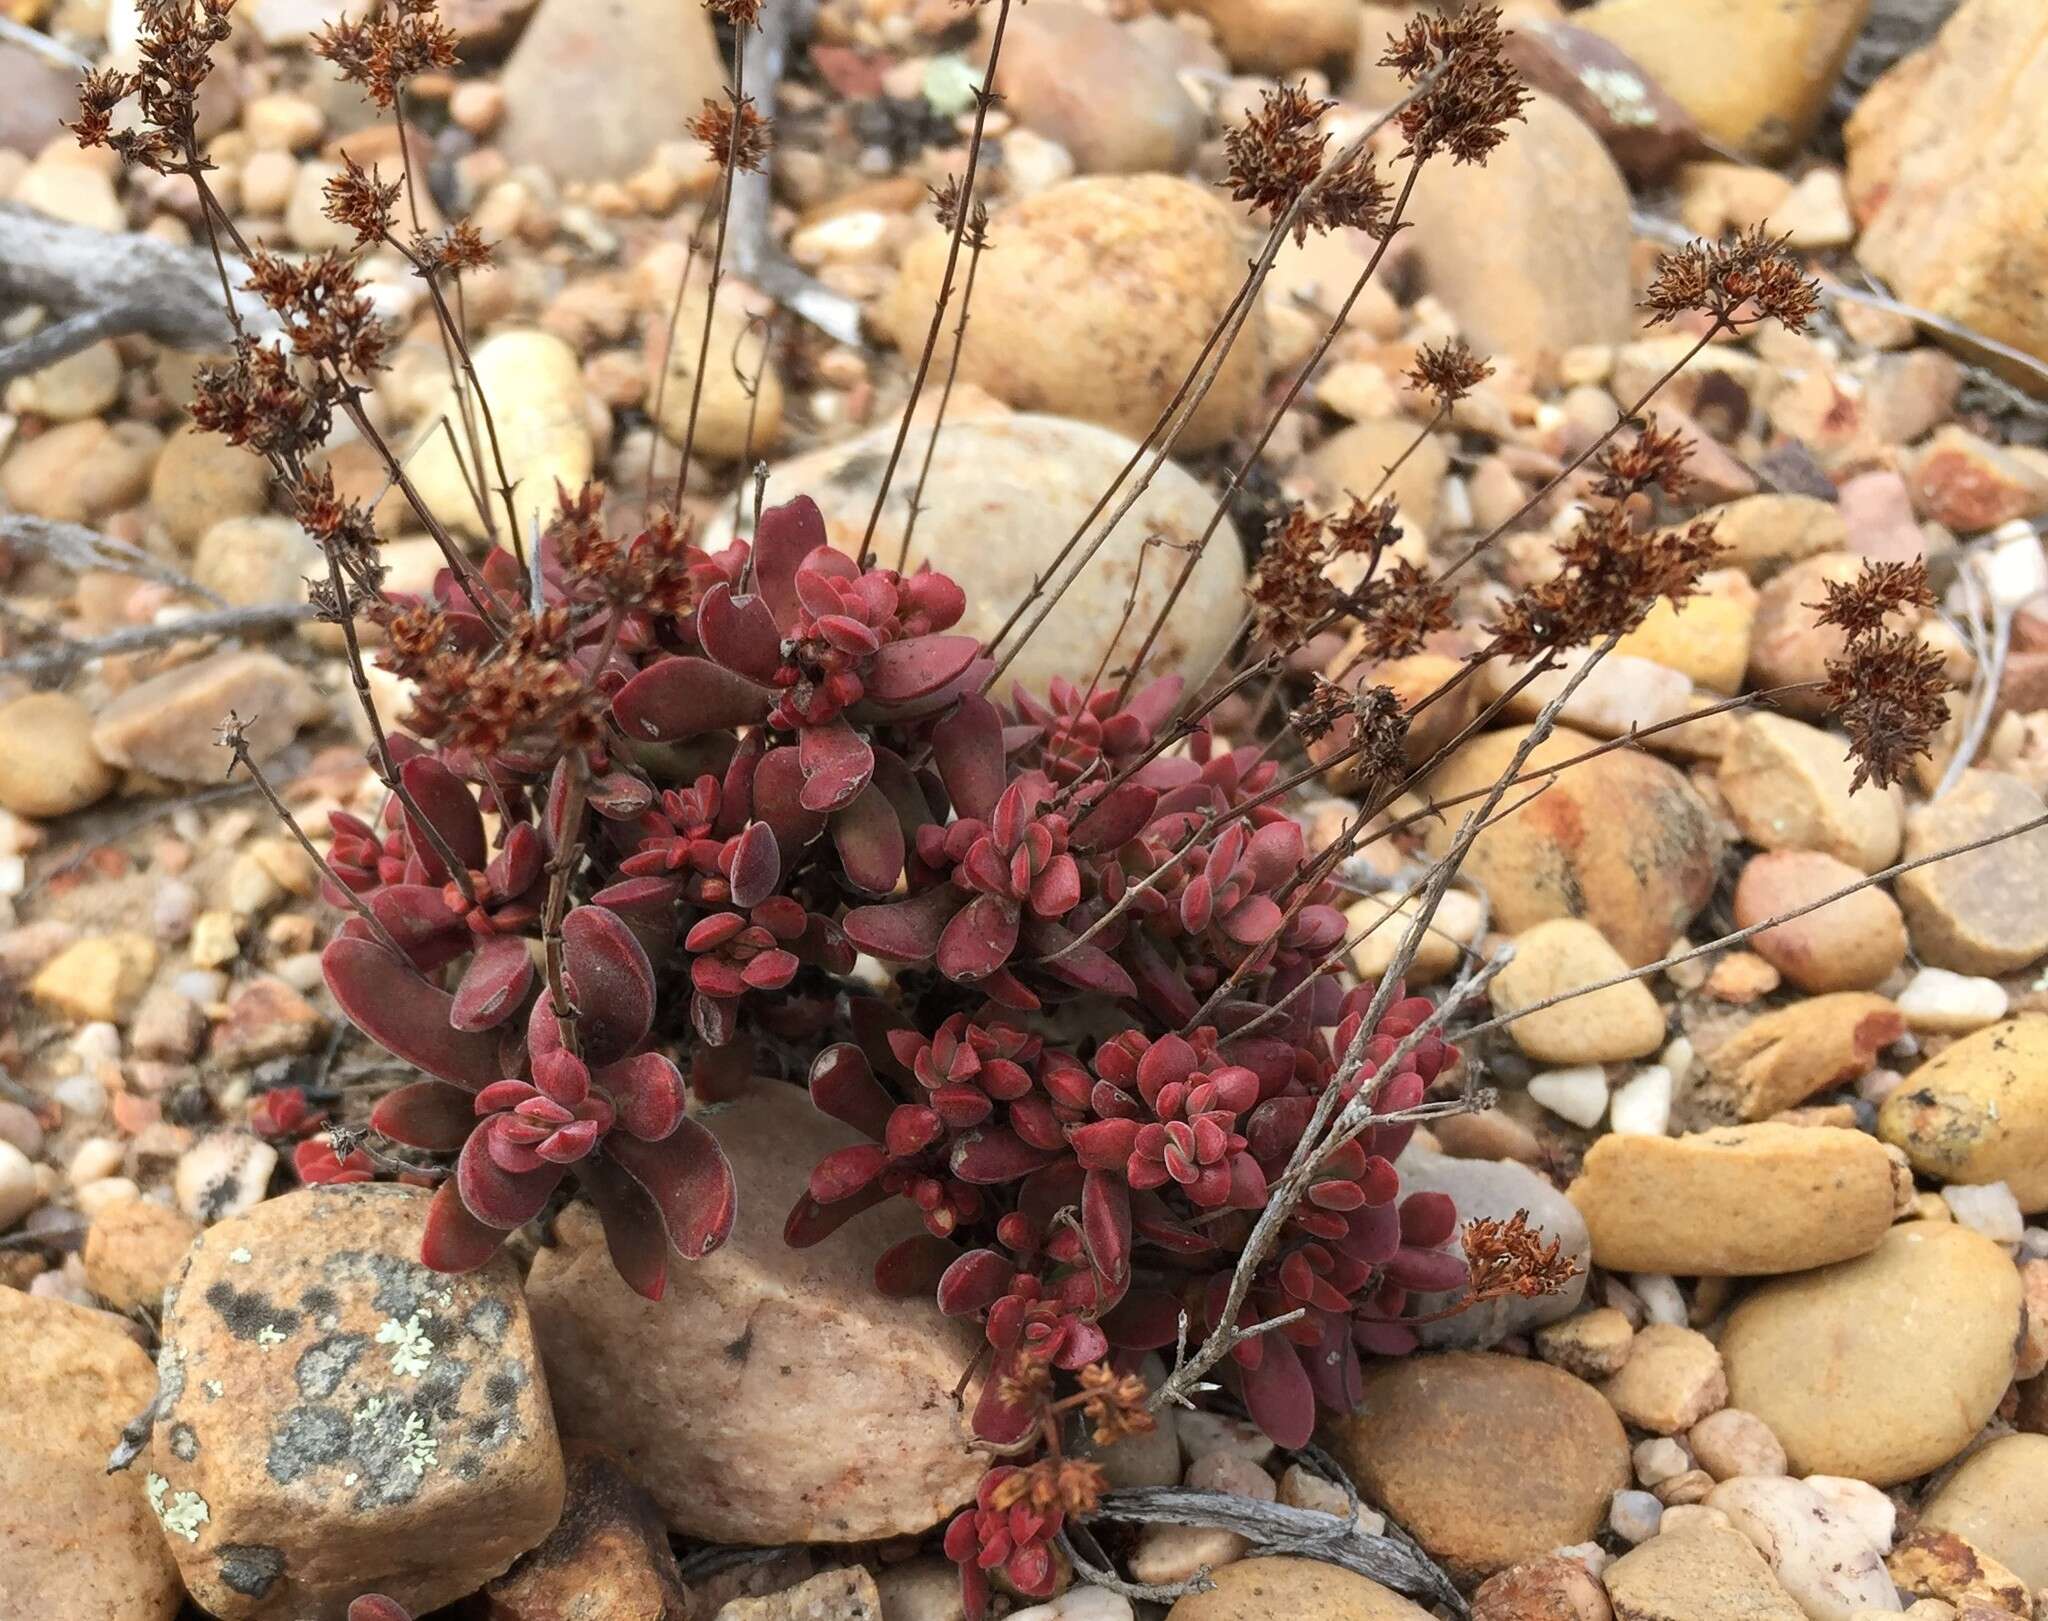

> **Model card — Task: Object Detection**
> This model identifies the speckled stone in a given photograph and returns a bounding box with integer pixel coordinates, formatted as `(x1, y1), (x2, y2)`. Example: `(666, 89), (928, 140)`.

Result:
(146, 1184), (565, 1621)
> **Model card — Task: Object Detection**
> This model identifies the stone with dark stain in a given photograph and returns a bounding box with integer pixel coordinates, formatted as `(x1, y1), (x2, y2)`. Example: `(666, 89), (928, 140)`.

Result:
(1419, 724), (1722, 967)
(147, 1184), (564, 1621)
(483, 1444), (690, 1620)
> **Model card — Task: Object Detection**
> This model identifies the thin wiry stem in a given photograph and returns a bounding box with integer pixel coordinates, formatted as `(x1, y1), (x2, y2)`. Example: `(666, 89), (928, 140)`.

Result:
(672, 26), (752, 509)
(895, 213), (990, 574)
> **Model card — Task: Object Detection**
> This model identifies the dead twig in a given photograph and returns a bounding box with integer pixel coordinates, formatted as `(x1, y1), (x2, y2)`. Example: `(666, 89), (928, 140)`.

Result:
(0, 514), (226, 605)
(0, 603), (314, 680)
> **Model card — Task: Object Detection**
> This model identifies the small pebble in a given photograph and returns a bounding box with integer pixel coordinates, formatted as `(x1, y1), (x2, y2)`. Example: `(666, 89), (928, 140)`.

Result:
(0, 1100), (44, 1158)
(1007, 1590), (1135, 1621)
(174, 968), (229, 1002)
(1528, 1065), (1610, 1127)
(1633, 1437), (1691, 1486)
(1609, 1064), (1675, 1136)
(152, 879), (199, 943)
(1688, 1408), (1787, 1480)
(1176, 1411), (1274, 1466)
(52, 1071), (108, 1121)
(75, 1176), (141, 1218)
(66, 1137), (125, 1187)
(1895, 966), (2008, 1032)
(1941, 1182), (2024, 1245)
(1630, 1273), (1688, 1326)
(1609, 1490), (1663, 1543)
(0, 1139), (41, 1229)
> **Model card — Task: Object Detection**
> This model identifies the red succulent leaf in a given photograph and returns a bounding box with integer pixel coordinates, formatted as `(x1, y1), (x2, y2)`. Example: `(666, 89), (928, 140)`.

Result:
(865, 634), (982, 704)
(399, 754), (487, 881)
(830, 782), (906, 896)
(697, 581), (786, 684)
(811, 1141), (889, 1202)
(937, 1247), (1017, 1315)
(930, 695), (1007, 822)
(1384, 1245), (1468, 1292)
(873, 1232), (959, 1298)
(751, 495), (830, 628)
(726, 821), (781, 909)
(561, 906), (656, 1064)
(421, 1178), (513, 1274)
(797, 716), (875, 812)
(456, 1129), (566, 1229)
(605, 1120), (737, 1260)
(938, 893), (1020, 982)
(449, 935), (535, 1033)
(949, 1127), (1064, 1185)
(808, 1042), (895, 1141)
(1100, 1288), (1183, 1350)
(1398, 1190), (1458, 1248)
(576, 1156), (674, 1301)
(1237, 1331), (1316, 1449)
(843, 885), (964, 963)
(602, 1050), (688, 1140)
(322, 939), (502, 1089)
(1069, 782), (1159, 852)
(1082, 1169), (1132, 1293)
(371, 1081), (477, 1152)
(784, 1183), (889, 1248)
(752, 745), (828, 854)
(613, 655), (774, 741)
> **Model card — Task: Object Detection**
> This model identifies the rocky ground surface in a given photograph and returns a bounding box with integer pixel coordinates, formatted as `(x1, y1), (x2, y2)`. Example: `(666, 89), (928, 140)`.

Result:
(3, 0), (2048, 1618)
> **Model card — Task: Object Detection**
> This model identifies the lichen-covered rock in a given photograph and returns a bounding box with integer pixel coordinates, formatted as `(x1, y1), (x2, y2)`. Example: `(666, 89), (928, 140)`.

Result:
(1684, 994), (1903, 1125)
(1418, 726), (1722, 968)
(483, 1443), (689, 1620)
(880, 177), (1266, 452)
(1567, 1124), (1900, 1275)
(526, 1083), (984, 1544)
(1325, 1353), (1629, 1583)
(1878, 1015), (2048, 1211)
(1895, 771), (2048, 975)
(714, 1567), (883, 1621)
(0, 1290), (183, 1621)
(146, 1184), (565, 1621)
(724, 416), (1244, 702)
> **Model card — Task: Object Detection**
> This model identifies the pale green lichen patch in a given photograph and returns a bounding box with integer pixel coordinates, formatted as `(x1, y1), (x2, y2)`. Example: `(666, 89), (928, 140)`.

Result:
(375, 1313), (434, 1377)
(147, 1472), (211, 1542)
(1579, 64), (1658, 128)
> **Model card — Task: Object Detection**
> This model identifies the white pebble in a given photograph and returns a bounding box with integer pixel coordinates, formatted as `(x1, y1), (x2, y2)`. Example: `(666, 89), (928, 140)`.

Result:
(1185, 1451), (1276, 1500)
(0, 1139), (40, 1228)
(1660, 1034), (1694, 1087)
(66, 1136), (125, 1187)
(1630, 1272), (1688, 1326)
(1176, 1411), (1274, 1466)
(2022, 1227), (2048, 1261)
(152, 879), (199, 943)
(1941, 1182), (2024, 1245)
(1552, 1541), (1612, 1577)
(0, 854), (24, 898)
(1858, 1067), (1907, 1105)
(1977, 520), (2048, 610)
(1006, 1590), (1136, 1621)
(174, 969), (229, 1002)
(1895, 966), (2008, 1033)
(76, 1176), (141, 1217)
(52, 1071), (108, 1121)
(275, 951), (325, 994)
(1609, 1489), (1663, 1543)
(1633, 1436), (1691, 1486)
(73, 1022), (122, 1065)
(1801, 1475), (1895, 1553)
(1529, 1065), (1610, 1128)
(1609, 1064), (1674, 1136)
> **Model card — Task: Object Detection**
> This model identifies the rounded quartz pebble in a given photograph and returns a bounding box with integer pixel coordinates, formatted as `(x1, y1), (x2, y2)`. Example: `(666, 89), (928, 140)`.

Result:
(1688, 1408), (1788, 1480)
(1610, 1490), (1664, 1543)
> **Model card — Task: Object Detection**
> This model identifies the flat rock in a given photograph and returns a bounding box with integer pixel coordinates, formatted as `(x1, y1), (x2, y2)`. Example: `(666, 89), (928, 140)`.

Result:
(483, 1443), (688, 1620)
(497, 0), (722, 182)
(0, 692), (117, 819)
(1717, 713), (1903, 874)
(1916, 1433), (2048, 1593)
(150, 423), (272, 550)
(526, 1083), (985, 1543)
(1732, 850), (1908, 993)
(1567, 1124), (1900, 1275)
(1419, 725), (1721, 968)
(147, 1184), (565, 1620)
(1325, 1352), (1629, 1582)
(1720, 1222), (2023, 1485)
(725, 415), (1244, 703)
(1164, 1556), (1434, 1621)
(1894, 771), (2048, 974)
(1597, 1324), (1727, 1436)
(0, 1290), (183, 1621)
(1684, 994), (1903, 1125)
(1489, 918), (1667, 1064)
(1602, 1522), (1805, 1621)
(1704, 493), (1848, 579)
(92, 651), (325, 783)
(1878, 1015), (2048, 1212)
(1395, 1146), (1590, 1349)
(84, 1199), (201, 1314)
(30, 932), (158, 1025)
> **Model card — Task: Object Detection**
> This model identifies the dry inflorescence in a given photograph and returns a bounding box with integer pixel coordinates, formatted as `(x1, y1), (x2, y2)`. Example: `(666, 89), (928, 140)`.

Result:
(72, 2), (1978, 1615)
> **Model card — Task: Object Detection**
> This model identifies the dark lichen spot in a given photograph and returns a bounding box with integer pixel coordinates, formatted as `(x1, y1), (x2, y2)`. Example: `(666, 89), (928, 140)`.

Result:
(267, 1404), (349, 1484)
(723, 1325), (754, 1364)
(295, 1334), (367, 1400)
(415, 1357), (471, 1422)
(454, 1453), (484, 1481)
(484, 1372), (521, 1408)
(326, 1250), (441, 1318)
(168, 1422), (199, 1462)
(301, 1285), (340, 1322)
(215, 1544), (285, 1598)
(205, 1282), (301, 1344)
(464, 1297), (510, 1346)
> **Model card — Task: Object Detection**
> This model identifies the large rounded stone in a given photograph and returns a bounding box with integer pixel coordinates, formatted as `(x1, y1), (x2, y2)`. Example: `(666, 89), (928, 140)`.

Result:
(880, 176), (1266, 452)
(1567, 1124), (1898, 1276)
(1417, 725), (1722, 968)
(1, 1290), (183, 1621)
(526, 1083), (985, 1543)
(1578, 0), (1870, 161)
(1918, 1433), (2048, 1593)
(993, 3), (1203, 174)
(727, 414), (1245, 702)
(1720, 1222), (2023, 1485)
(1685, 993), (1903, 1124)
(1603, 1522), (1804, 1621)
(408, 329), (594, 542)
(1325, 1352), (1630, 1582)
(1401, 93), (1633, 366)
(1878, 1015), (2048, 1211)
(1159, 0), (1356, 72)
(3, 418), (162, 524)
(1716, 712), (1903, 874)
(1487, 918), (1667, 1063)
(0, 693), (117, 819)
(148, 1184), (565, 1621)
(1166, 1557), (1435, 1621)
(1733, 849), (1908, 992)
(150, 421), (271, 549)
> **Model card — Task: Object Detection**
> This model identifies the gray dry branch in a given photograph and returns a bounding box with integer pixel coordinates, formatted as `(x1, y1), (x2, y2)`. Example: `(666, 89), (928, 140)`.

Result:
(0, 204), (276, 384)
